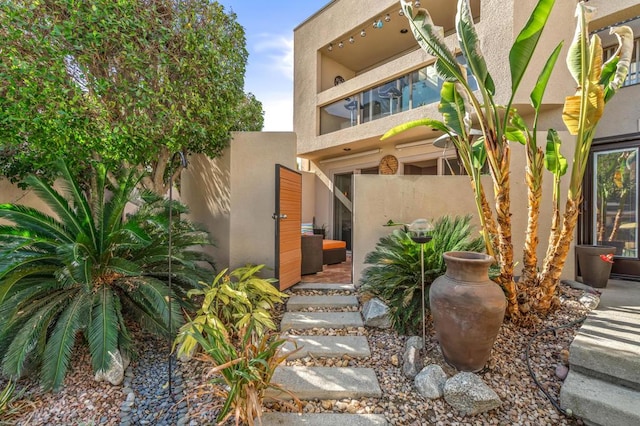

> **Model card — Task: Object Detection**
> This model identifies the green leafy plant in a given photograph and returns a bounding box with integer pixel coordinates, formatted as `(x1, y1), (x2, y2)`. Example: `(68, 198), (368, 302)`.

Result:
(0, 160), (214, 390)
(190, 324), (300, 426)
(174, 264), (287, 359)
(360, 215), (484, 334)
(385, 0), (632, 320)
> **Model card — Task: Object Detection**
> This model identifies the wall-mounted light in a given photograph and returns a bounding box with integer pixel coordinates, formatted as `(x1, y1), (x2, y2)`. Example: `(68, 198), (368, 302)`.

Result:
(399, 9), (404, 16)
(415, 1), (421, 7)
(373, 19), (383, 29)
(385, 14), (391, 22)
(338, 41), (344, 48)
(328, 43), (333, 51)
(360, 29), (366, 37)
(349, 36), (355, 44)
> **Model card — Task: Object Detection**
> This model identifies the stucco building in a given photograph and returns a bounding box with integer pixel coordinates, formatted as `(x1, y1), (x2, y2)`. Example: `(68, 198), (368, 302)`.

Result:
(294, 0), (640, 281)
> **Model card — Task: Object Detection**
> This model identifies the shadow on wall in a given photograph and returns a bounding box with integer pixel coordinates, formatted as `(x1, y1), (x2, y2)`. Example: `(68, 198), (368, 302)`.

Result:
(190, 154), (230, 218)
(182, 153), (231, 267)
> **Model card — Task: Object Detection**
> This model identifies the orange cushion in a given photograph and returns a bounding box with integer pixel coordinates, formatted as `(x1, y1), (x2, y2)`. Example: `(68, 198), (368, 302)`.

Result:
(323, 239), (346, 250)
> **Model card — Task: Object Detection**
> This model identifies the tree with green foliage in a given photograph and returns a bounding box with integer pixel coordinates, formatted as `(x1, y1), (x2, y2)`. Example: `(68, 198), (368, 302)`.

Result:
(0, 160), (215, 391)
(0, 0), (263, 193)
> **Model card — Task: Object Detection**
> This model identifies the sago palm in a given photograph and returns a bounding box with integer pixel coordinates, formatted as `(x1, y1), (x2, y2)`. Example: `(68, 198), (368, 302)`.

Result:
(360, 215), (484, 334)
(0, 160), (214, 390)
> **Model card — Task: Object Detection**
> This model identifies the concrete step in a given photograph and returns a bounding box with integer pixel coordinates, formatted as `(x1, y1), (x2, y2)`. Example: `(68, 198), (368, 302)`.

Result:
(266, 366), (382, 400)
(280, 312), (363, 330)
(292, 283), (355, 292)
(287, 295), (359, 311)
(569, 304), (640, 389)
(560, 370), (640, 426)
(281, 335), (371, 359)
(258, 413), (389, 425)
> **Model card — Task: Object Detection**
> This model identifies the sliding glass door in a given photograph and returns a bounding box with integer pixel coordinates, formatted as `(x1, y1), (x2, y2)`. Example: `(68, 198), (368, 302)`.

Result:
(583, 138), (640, 279)
(593, 148), (638, 255)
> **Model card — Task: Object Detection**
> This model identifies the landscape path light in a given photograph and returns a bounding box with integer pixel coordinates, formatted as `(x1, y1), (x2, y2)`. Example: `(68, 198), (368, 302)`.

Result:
(408, 218), (434, 349)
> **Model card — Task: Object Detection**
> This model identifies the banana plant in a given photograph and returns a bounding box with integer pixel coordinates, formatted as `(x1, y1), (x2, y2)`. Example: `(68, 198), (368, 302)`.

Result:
(537, 5), (633, 310)
(384, 0), (632, 320)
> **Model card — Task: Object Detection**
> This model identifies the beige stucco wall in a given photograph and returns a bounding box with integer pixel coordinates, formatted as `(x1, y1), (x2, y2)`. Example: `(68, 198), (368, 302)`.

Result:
(595, 84), (640, 138)
(182, 132), (297, 277)
(350, 126), (577, 286)
(301, 171), (316, 224)
(0, 179), (58, 224)
(590, 0), (640, 29)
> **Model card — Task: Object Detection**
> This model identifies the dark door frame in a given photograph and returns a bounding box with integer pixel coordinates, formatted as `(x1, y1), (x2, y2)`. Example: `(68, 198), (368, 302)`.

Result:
(580, 132), (640, 280)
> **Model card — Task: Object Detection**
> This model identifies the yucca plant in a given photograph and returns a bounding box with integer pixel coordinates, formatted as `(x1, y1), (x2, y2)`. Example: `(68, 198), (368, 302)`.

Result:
(190, 323), (300, 426)
(174, 264), (287, 360)
(384, 0), (632, 321)
(360, 215), (484, 334)
(0, 160), (215, 390)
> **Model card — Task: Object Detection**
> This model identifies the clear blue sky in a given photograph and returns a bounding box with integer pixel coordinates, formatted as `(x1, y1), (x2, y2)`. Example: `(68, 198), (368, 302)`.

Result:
(218, 1), (329, 131)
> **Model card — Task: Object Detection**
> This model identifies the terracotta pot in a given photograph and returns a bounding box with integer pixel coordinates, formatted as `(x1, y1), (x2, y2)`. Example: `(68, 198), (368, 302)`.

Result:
(429, 251), (506, 372)
(575, 245), (615, 288)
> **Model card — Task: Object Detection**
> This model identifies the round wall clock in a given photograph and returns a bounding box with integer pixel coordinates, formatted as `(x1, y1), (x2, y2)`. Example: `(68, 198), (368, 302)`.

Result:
(379, 154), (399, 175)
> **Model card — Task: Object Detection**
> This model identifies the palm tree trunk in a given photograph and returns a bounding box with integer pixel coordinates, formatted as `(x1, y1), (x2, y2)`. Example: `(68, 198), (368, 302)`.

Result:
(522, 147), (544, 286)
(536, 197), (581, 312)
(468, 178), (499, 258)
(493, 146), (519, 319)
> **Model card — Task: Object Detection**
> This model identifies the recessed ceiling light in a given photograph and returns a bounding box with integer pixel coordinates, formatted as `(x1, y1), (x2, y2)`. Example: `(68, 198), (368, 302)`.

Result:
(400, 28), (409, 34)
(343, 148), (352, 151)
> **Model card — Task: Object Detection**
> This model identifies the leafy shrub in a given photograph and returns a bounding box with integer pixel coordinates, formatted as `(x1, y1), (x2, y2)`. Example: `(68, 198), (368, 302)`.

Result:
(360, 215), (484, 334)
(0, 161), (215, 390)
(191, 324), (300, 426)
(174, 264), (287, 359)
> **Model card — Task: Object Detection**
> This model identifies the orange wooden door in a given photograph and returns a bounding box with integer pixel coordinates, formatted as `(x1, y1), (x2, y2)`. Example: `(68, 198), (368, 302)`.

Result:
(275, 165), (302, 290)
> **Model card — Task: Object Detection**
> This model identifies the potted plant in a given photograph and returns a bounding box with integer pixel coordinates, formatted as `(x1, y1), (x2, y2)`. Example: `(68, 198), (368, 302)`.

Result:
(575, 245), (615, 288)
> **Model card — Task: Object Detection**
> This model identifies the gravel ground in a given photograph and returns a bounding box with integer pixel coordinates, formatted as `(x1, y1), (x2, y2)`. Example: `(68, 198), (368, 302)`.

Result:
(3, 282), (591, 425)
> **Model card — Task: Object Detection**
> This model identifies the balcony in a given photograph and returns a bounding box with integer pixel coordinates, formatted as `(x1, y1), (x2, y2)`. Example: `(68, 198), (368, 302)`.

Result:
(319, 57), (477, 136)
(596, 16), (640, 87)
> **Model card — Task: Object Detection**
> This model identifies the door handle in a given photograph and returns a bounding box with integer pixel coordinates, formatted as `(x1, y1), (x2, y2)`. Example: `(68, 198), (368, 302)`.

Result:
(272, 213), (288, 220)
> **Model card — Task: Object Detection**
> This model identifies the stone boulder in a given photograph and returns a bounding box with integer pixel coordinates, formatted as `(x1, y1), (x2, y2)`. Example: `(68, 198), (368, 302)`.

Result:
(362, 297), (391, 329)
(444, 372), (502, 415)
(95, 350), (130, 386)
(402, 336), (423, 378)
(415, 364), (447, 399)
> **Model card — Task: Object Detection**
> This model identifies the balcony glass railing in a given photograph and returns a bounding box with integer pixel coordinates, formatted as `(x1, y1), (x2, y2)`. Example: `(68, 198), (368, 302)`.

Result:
(319, 57), (478, 136)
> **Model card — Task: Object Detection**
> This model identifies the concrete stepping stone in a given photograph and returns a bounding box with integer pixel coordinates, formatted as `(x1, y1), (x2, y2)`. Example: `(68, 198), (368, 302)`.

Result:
(258, 413), (389, 425)
(560, 370), (640, 426)
(266, 366), (382, 400)
(292, 283), (355, 292)
(280, 312), (363, 330)
(287, 295), (359, 311)
(281, 335), (371, 359)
